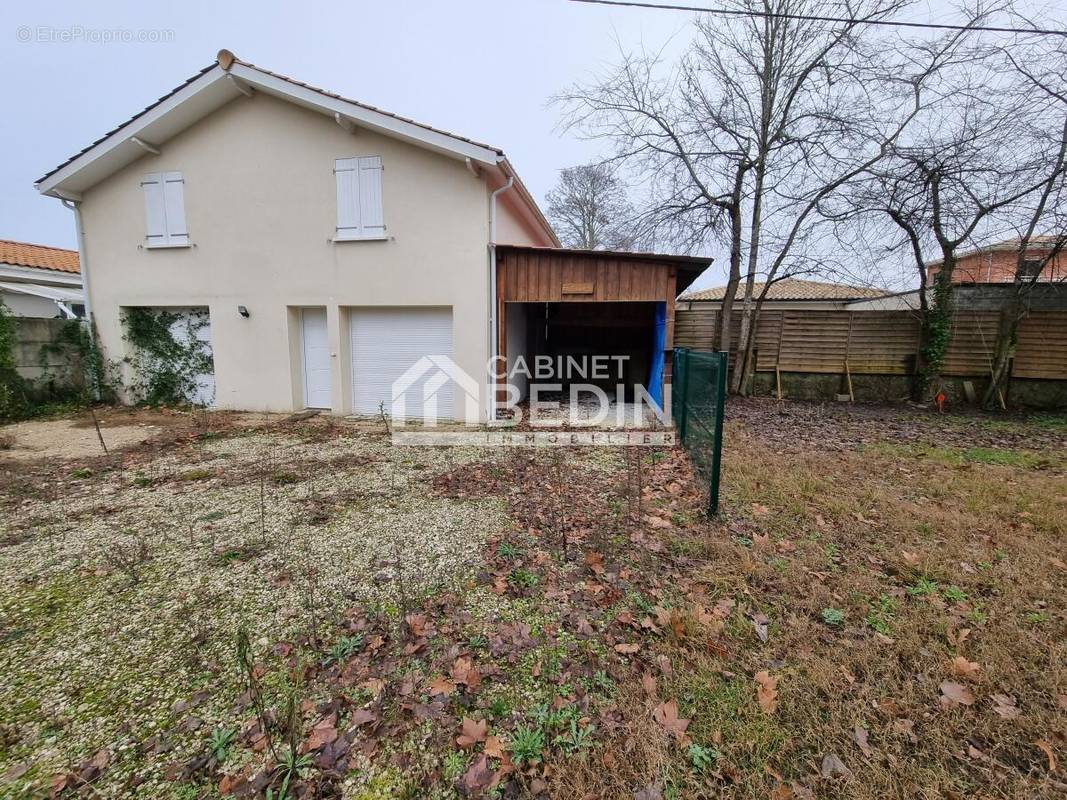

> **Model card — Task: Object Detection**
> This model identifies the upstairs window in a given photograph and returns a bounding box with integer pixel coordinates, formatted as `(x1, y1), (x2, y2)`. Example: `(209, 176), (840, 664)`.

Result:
(1019, 258), (1043, 280)
(142, 171), (189, 248)
(335, 156), (385, 241)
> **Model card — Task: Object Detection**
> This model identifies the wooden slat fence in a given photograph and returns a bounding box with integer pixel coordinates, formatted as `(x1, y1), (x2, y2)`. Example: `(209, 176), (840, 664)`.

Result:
(674, 307), (1067, 381)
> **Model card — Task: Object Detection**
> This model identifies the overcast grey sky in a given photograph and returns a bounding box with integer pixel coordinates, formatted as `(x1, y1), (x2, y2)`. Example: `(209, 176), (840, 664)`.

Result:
(0, 3), (686, 248)
(0, 0), (1027, 290)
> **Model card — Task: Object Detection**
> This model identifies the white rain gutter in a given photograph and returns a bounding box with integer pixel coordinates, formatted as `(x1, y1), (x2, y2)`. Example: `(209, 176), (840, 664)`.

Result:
(60, 198), (92, 323)
(488, 172), (514, 423)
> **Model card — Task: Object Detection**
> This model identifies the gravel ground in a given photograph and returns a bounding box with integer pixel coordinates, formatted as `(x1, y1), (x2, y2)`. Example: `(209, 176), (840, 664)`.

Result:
(0, 425), (508, 797)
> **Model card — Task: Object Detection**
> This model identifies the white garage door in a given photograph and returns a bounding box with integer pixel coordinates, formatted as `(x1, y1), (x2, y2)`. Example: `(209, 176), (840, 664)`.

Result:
(349, 307), (453, 420)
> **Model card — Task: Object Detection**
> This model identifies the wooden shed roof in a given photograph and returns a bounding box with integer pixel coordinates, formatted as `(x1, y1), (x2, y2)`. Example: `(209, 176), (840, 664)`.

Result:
(496, 245), (712, 268)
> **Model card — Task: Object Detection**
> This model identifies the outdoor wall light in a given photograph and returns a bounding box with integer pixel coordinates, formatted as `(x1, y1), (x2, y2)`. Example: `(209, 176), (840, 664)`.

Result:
(238, 305), (250, 318)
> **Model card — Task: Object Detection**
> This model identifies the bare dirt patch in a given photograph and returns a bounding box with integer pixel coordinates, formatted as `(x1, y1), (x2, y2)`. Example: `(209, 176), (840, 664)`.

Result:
(729, 396), (1067, 454)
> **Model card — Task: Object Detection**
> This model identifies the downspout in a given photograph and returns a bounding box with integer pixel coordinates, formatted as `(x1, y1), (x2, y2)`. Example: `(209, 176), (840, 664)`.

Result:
(60, 198), (92, 323)
(488, 173), (514, 423)
(61, 197), (100, 400)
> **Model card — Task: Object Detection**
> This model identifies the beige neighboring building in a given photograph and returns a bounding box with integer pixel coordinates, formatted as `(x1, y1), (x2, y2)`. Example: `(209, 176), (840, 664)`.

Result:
(0, 240), (84, 319)
(35, 50), (557, 419)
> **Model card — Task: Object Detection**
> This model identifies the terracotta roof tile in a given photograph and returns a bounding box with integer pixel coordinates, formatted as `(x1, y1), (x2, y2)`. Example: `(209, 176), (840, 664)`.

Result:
(681, 277), (886, 302)
(0, 239), (80, 274)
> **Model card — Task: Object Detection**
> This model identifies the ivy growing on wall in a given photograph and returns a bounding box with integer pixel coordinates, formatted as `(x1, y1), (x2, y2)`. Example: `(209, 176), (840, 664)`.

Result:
(0, 301), (30, 421)
(123, 308), (213, 406)
(44, 319), (121, 404)
(914, 270), (956, 400)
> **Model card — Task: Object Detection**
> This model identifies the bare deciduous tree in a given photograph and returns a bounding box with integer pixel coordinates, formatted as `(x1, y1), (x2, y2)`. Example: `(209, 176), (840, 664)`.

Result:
(982, 32), (1067, 407)
(545, 163), (638, 250)
(842, 18), (1066, 401)
(557, 0), (947, 387)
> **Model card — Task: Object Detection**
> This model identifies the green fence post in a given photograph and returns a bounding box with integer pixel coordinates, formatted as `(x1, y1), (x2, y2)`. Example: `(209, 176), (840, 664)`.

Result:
(676, 347), (689, 443)
(708, 350), (728, 517)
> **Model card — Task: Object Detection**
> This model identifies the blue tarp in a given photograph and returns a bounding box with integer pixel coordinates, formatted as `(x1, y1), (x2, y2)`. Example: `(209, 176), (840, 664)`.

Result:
(647, 301), (667, 408)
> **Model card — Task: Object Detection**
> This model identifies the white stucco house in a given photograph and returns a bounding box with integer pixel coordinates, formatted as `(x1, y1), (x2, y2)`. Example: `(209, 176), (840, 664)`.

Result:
(0, 240), (85, 319)
(35, 49), (559, 419)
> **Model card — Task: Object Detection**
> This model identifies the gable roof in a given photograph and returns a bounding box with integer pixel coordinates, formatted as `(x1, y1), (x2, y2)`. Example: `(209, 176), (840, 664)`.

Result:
(0, 239), (80, 274)
(36, 50), (558, 246)
(681, 277), (887, 302)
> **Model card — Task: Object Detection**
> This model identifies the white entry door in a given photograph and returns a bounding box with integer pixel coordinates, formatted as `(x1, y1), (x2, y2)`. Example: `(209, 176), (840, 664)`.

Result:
(349, 307), (453, 419)
(301, 308), (332, 409)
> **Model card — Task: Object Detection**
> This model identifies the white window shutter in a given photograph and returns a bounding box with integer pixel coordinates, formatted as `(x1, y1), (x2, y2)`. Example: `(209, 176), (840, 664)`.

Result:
(162, 172), (189, 246)
(142, 173), (167, 246)
(358, 156), (385, 237)
(142, 171), (189, 247)
(335, 157), (362, 238)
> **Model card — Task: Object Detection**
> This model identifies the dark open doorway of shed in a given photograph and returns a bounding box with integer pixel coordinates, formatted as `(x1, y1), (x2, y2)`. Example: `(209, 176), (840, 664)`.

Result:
(506, 301), (658, 402)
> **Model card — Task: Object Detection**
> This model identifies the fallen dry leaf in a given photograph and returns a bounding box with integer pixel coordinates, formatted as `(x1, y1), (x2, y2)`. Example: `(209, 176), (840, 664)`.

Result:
(641, 672), (657, 697)
(460, 752), (494, 792)
(656, 654), (673, 677)
(690, 604), (724, 634)
(483, 735), (506, 760)
(755, 670), (779, 715)
(428, 675), (456, 697)
(821, 753), (853, 779)
(584, 550), (605, 575)
(614, 643), (641, 654)
(452, 657), (482, 690)
(307, 718), (338, 750)
(990, 693), (1020, 719)
(939, 680), (975, 708)
(751, 612), (770, 643)
(852, 724), (875, 758)
(362, 677), (385, 696)
(652, 700), (691, 744)
(404, 612), (428, 637)
(1035, 740), (1057, 772)
(456, 717), (488, 748)
(670, 608), (687, 639)
(946, 627), (971, 648)
(947, 656), (980, 680)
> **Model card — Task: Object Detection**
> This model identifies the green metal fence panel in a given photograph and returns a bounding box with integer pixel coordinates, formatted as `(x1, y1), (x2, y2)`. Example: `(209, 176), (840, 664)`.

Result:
(672, 347), (727, 515)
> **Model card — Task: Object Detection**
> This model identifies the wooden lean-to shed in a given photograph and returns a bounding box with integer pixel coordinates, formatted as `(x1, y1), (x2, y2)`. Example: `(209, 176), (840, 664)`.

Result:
(494, 245), (711, 405)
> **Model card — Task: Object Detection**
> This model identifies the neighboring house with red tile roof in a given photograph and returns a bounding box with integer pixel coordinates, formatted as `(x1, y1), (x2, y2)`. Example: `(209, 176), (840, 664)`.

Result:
(926, 236), (1066, 284)
(0, 239), (85, 318)
(679, 277), (891, 311)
